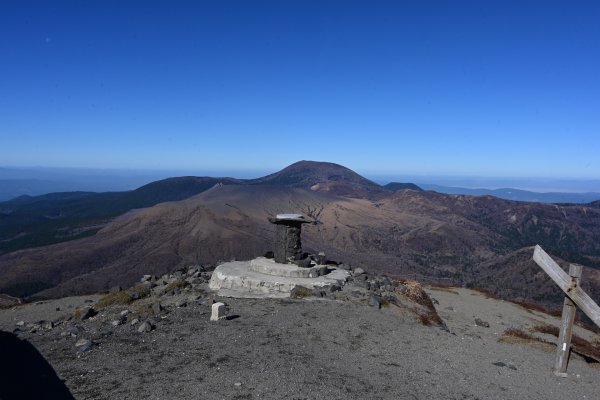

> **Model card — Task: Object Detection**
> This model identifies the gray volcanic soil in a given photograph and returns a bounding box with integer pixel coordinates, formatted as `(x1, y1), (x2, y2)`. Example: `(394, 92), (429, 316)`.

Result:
(1, 285), (599, 400)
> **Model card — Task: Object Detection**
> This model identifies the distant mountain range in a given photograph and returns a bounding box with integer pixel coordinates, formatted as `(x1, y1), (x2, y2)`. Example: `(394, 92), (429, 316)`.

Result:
(1, 160), (600, 310)
(419, 184), (600, 204)
(3, 166), (598, 204)
(0, 167), (168, 201)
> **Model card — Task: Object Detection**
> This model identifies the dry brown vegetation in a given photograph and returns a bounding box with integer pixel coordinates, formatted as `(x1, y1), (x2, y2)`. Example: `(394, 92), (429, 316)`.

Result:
(400, 280), (436, 308)
(95, 291), (134, 309)
(398, 280), (444, 326)
(498, 328), (553, 349)
(164, 279), (189, 292)
(429, 286), (459, 295)
(530, 324), (600, 361)
(291, 286), (313, 299)
(513, 300), (561, 317)
(471, 288), (502, 300)
(513, 301), (599, 334)
(418, 311), (444, 326)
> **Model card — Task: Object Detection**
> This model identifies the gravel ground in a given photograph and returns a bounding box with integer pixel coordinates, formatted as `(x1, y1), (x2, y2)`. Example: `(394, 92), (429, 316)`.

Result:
(1, 286), (599, 400)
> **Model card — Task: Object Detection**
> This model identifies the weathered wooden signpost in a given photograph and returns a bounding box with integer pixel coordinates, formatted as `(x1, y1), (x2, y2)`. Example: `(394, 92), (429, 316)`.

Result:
(532, 245), (600, 376)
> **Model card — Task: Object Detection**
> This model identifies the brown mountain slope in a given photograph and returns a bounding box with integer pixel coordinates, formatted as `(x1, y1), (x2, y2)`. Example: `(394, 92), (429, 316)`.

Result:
(0, 185), (336, 298)
(248, 160), (387, 198)
(2, 183), (600, 308)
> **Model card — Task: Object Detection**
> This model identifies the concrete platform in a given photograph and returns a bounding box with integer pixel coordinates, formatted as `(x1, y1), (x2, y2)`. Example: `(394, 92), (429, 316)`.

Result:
(209, 259), (350, 298)
(249, 257), (327, 278)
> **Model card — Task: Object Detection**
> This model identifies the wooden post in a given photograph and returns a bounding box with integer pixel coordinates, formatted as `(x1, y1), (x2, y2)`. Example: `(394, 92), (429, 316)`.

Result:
(533, 246), (600, 375)
(554, 264), (582, 377)
(532, 246), (600, 328)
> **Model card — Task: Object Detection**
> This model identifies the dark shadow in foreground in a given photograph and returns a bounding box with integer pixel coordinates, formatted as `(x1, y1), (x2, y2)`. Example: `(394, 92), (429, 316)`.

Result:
(0, 330), (75, 400)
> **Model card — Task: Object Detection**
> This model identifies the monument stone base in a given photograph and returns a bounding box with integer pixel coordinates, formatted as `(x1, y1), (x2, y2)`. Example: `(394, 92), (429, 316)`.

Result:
(209, 257), (350, 299)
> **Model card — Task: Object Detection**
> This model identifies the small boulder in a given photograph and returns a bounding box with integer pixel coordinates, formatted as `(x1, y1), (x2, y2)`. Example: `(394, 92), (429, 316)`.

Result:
(62, 325), (82, 337)
(296, 258), (312, 268)
(475, 318), (490, 328)
(264, 251), (274, 259)
(75, 339), (95, 353)
(80, 307), (97, 321)
(109, 285), (122, 294)
(137, 321), (154, 333)
(152, 303), (163, 315)
(314, 252), (326, 265)
(368, 294), (381, 309)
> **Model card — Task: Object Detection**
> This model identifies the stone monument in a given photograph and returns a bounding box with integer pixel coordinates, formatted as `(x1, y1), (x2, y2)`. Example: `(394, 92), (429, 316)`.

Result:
(208, 212), (350, 298)
(267, 213), (311, 264)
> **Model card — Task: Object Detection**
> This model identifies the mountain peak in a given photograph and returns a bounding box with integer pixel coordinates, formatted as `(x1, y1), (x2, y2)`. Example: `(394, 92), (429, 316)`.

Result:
(248, 160), (385, 198)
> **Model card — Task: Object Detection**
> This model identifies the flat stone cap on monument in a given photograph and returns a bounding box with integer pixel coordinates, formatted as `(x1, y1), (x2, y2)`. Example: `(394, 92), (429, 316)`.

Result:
(268, 213), (311, 224)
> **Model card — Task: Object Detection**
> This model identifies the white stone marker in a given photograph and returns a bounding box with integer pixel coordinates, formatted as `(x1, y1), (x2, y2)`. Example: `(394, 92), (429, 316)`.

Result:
(210, 302), (226, 321)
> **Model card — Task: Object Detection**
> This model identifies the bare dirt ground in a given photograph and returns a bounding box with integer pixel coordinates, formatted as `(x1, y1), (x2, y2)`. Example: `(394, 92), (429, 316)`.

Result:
(1, 286), (599, 400)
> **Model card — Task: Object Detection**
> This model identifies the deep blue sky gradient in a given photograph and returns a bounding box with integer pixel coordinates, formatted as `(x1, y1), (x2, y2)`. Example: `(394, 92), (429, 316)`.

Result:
(1, 1), (599, 179)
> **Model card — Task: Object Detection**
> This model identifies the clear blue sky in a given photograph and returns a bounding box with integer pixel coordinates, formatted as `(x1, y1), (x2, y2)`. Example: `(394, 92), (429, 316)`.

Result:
(1, 1), (599, 179)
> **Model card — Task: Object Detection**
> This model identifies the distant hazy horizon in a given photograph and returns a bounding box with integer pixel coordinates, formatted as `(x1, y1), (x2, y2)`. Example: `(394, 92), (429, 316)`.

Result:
(2, 164), (599, 195)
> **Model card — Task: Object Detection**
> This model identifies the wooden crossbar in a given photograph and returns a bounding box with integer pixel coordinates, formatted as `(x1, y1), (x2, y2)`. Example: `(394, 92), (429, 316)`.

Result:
(532, 245), (600, 328)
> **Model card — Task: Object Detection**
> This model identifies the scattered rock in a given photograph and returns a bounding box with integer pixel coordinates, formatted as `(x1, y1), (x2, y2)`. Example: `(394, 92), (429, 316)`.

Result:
(152, 303), (163, 315)
(296, 258), (312, 268)
(314, 252), (326, 265)
(141, 275), (153, 282)
(188, 294), (203, 303)
(264, 250), (274, 259)
(76, 340), (95, 353)
(15, 320), (25, 327)
(95, 330), (113, 340)
(492, 362), (517, 370)
(474, 318), (490, 328)
(80, 307), (97, 321)
(353, 267), (365, 276)
(175, 300), (188, 308)
(138, 321), (154, 333)
(62, 325), (82, 337)
(110, 285), (122, 294)
(130, 318), (140, 326)
(368, 294), (382, 309)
